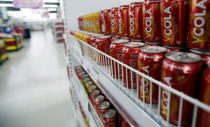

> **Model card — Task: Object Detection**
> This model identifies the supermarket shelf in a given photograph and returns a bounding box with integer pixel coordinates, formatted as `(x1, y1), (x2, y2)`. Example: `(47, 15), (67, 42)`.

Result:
(70, 64), (104, 127)
(70, 36), (160, 127)
(69, 34), (210, 127)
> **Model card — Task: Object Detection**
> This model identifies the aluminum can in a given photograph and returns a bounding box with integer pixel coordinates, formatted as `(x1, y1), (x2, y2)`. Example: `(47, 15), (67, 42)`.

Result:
(143, 0), (161, 43)
(187, 0), (210, 51)
(130, 39), (143, 43)
(118, 5), (130, 37)
(110, 7), (119, 35)
(102, 109), (117, 127)
(190, 49), (210, 68)
(87, 85), (97, 94)
(122, 42), (145, 89)
(110, 39), (129, 79)
(160, 0), (188, 47)
(196, 67), (210, 127)
(160, 52), (202, 126)
(104, 9), (111, 34)
(99, 10), (106, 33)
(121, 117), (131, 127)
(98, 101), (111, 118)
(138, 46), (166, 104)
(93, 95), (105, 111)
(129, 2), (143, 39)
(95, 35), (112, 54)
(164, 46), (185, 52)
(89, 89), (101, 103)
(84, 81), (95, 89)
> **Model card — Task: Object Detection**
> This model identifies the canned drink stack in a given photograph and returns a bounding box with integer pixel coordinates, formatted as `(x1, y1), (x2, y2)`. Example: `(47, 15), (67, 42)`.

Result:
(138, 46), (166, 104)
(187, 0), (210, 51)
(102, 109), (117, 127)
(110, 7), (119, 35)
(160, 0), (188, 47)
(160, 52), (202, 126)
(129, 2), (143, 40)
(104, 9), (111, 35)
(98, 101), (111, 118)
(99, 10), (106, 33)
(118, 5), (130, 37)
(109, 39), (129, 79)
(143, 0), (161, 44)
(122, 42), (145, 89)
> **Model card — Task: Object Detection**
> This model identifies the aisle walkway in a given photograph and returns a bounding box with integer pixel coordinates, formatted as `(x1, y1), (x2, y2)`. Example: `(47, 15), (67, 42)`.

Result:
(0, 30), (76, 127)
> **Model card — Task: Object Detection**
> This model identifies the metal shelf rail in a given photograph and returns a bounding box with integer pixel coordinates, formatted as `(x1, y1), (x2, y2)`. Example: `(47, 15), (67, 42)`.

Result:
(69, 34), (210, 127)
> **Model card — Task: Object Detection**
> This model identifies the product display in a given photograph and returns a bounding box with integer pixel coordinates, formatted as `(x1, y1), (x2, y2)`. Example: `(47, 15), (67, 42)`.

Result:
(67, 0), (210, 127)
(0, 40), (9, 64)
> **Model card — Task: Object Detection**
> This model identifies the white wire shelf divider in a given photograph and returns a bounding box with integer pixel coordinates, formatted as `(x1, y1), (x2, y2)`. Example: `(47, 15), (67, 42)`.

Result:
(68, 33), (210, 127)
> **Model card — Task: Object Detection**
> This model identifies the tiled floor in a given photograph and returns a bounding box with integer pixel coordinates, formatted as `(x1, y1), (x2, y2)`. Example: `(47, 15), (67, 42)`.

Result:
(0, 30), (76, 127)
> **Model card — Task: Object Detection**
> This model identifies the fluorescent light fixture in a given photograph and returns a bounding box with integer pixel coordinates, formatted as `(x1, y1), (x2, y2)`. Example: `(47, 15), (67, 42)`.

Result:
(43, 4), (58, 8)
(0, 4), (14, 7)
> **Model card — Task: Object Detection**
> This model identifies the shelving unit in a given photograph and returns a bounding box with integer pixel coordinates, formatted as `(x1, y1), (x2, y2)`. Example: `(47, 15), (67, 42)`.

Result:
(61, 0), (210, 126)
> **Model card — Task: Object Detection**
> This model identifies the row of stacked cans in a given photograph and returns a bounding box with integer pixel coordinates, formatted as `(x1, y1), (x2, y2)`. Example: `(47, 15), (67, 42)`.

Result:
(71, 32), (210, 127)
(74, 66), (132, 127)
(78, 12), (101, 33)
(78, 0), (210, 56)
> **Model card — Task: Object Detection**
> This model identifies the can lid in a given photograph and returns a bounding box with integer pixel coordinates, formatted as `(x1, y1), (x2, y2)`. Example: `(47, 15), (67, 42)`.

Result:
(104, 109), (117, 119)
(98, 35), (112, 39)
(95, 95), (105, 103)
(145, 41), (160, 44)
(85, 81), (94, 87)
(90, 89), (101, 96)
(125, 42), (145, 47)
(120, 5), (129, 8)
(147, 0), (161, 3)
(88, 85), (97, 90)
(121, 37), (130, 40)
(112, 39), (129, 44)
(166, 52), (201, 63)
(99, 101), (111, 109)
(141, 46), (166, 53)
(112, 7), (119, 10)
(190, 49), (210, 56)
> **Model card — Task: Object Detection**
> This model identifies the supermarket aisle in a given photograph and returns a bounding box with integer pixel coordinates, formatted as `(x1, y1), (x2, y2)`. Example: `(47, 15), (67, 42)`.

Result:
(0, 30), (76, 127)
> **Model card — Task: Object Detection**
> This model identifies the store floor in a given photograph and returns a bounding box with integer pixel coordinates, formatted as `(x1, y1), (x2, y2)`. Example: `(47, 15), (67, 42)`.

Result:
(0, 30), (76, 127)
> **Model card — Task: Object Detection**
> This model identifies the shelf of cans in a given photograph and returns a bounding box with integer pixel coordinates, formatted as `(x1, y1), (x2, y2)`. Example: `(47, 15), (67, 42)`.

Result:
(0, 40), (9, 64)
(69, 31), (210, 127)
(74, 66), (132, 127)
(78, 1), (210, 53)
(53, 20), (65, 43)
(0, 33), (23, 51)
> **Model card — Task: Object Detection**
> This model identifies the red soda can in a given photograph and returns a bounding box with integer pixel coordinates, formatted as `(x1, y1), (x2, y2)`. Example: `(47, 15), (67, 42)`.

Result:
(160, 0), (188, 47)
(110, 7), (119, 35)
(118, 5), (130, 37)
(95, 35), (112, 54)
(129, 2), (143, 39)
(110, 39), (129, 79)
(89, 89), (101, 103)
(98, 101), (111, 118)
(93, 95), (105, 112)
(99, 10), (106, 33)
(138, 46), (166, 104)
(197, 67), (210, 127)
(190, 49), (210, 68)
(160, 52), (202, 126)
(188, 0), (210, 51)
(121, 117), (131, 127)
(143, 0), (161, 43)
(164, 46), (185, 52)
(122, 42), (145, 89)
(104, 9), (111, 34)
(102, 109), (117, 127)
